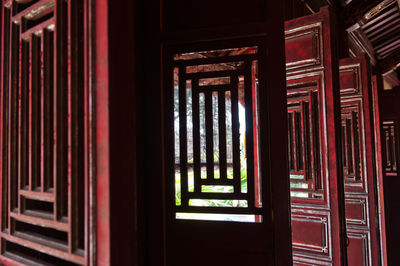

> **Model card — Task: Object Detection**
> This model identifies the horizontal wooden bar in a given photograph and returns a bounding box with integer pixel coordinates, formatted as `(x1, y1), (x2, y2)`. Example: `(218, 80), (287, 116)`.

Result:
(194, 85), (232, 92)
(15, 0), (36, 3)
(12, 0), (54, 22)
(22, 209), (53, 220)
(9, 212), (68, 231)
(185, 70), (243, 80)
(0, 232), (85, 265)
(199, 179), (235, 185)
(174, 54), (257, 66)
(13, 231), (67, 252)
(175, 206), (262, 215)
(19, 189), (54, 202)
(21, 17), (54, 39)
(186, 192), (244, 200)
(386, 172), (398, 176)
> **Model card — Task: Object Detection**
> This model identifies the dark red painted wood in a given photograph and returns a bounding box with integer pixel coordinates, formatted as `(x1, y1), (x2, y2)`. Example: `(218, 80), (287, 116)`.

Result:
(371, 74), (387, 266)
(0, 0), (95, 264)
(339, 54), (379, 266)
(379, 84), (400, 266)
(285, 7), (347, 265)
(143, 0), (292, 265)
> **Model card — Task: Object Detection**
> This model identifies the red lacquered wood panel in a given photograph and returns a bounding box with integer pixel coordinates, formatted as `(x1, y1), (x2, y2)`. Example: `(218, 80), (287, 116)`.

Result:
(0, 0), (95, 264)
(339, 54), (379, 266)
(285, 6), (347, 266)
(379, 81), (400, 265)
(371, 74), (387, 266)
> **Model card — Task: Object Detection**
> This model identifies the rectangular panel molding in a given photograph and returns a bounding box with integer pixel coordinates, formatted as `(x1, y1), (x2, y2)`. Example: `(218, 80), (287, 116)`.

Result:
(382, 121), (398, 176)
(285, 7), (347, 266)
(339, 55), (380, 266)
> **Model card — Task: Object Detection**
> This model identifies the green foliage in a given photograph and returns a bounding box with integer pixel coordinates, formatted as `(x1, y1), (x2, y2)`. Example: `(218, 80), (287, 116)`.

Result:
(175, 161), (248, 207)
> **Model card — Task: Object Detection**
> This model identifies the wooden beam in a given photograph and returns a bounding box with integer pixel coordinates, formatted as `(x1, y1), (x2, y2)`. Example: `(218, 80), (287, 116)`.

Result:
(305, 0), (339, 11)
(378, 48), (400, 72)
(341, 0), (388, 28)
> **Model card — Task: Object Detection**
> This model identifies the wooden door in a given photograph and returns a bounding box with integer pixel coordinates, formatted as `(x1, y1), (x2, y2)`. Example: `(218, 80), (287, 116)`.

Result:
(144, 0), (292, 265)
(339, 55), (379, 266)
(285, 7), (348, 265)
(371, 74), (387, 266)
(379, 83), (400, 265)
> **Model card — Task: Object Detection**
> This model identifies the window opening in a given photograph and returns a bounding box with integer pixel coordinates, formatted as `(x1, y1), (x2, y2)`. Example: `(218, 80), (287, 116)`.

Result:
(173, 46), (262, 222)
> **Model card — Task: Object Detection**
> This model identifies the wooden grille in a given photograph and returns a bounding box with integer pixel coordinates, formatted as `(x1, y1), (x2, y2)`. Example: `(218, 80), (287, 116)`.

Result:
(341, 107), (362, 183)
(287, 83), (322, 199)
(172, 47), (262, 221)
(0, 0), (87, 264)
(382, 121), (398, 176)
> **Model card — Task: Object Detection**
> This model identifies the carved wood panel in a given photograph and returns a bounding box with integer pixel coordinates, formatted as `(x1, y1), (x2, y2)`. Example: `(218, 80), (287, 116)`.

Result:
(382, 121), (398, 176)
(0, 0), (91, 264)
(285, 7), (347, 266)
(339, 55), (379, 266)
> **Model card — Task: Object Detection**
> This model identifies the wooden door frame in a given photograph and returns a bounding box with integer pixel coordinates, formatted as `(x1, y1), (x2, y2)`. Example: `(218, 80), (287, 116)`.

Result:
(94, 0), (144, 265)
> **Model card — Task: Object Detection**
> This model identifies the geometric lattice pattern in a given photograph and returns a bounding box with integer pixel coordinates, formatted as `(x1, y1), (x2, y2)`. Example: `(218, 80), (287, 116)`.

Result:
(382, 121), (398, 176)
(341, 107), (362, 184)
(287, 85), (323, 200)
(1, 1), (86, 264)
(173, 47), (262, 219)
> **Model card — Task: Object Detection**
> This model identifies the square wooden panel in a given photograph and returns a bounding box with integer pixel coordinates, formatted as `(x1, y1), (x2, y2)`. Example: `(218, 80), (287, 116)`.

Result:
(345, 196), (369, 228)
(291, 209), (331, 260)
(285, 23), (323, 72)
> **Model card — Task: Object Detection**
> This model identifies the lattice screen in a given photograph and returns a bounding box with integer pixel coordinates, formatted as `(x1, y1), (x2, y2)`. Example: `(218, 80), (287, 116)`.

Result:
(341, 107), (362, 183)
(172, 47), (262, 222)
(0, 0), (87, 264)
(287, 81), (323, 200)
(382, 121), (398, 176)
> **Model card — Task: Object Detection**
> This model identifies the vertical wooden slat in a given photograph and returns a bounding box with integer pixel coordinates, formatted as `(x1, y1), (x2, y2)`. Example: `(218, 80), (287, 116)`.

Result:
(205, 90), (213, 180)
(292, 111), (297, 172)
(302, 101), (310, 180)
(218, 87), (227, 181)
(391, 125), (397, 171)
(295, 111), (303, 171)
(31, 34), (41, 190)
(192, 80), (200, 193)
(352, 111), (361, 180)
(28, 36), (33, 191)
(9, 22), (20, 231)
(17, 32), (22, 215)
(43, 29), (54, 191)
(20, 40), (29, 193)
(1, 7), (10, 232)
(311, 92), (320, 188)
(70, 0), (85, 252)
(55, 0), (68, 220)
(244, 62), (255, 206)
(67, 0), (73, 253)
(288, 112), (294, 170)
(40, 33), (45, 193)
(231, 75), (240, 193)
(178, 66), (188, 206)
(84, 0), (93, 259)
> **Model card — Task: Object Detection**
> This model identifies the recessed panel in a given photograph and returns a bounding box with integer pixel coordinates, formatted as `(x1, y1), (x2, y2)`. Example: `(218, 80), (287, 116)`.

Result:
(345, 197), (368, 227)
(285, 24), (322, 71)
(291, 212), (330, 257)
(339, 64), (361, 96)
(347, 231), (371, 266)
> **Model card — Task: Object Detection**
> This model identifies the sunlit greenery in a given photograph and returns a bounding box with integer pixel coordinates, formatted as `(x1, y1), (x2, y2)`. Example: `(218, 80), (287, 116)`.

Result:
(175, 162), (248, 207)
